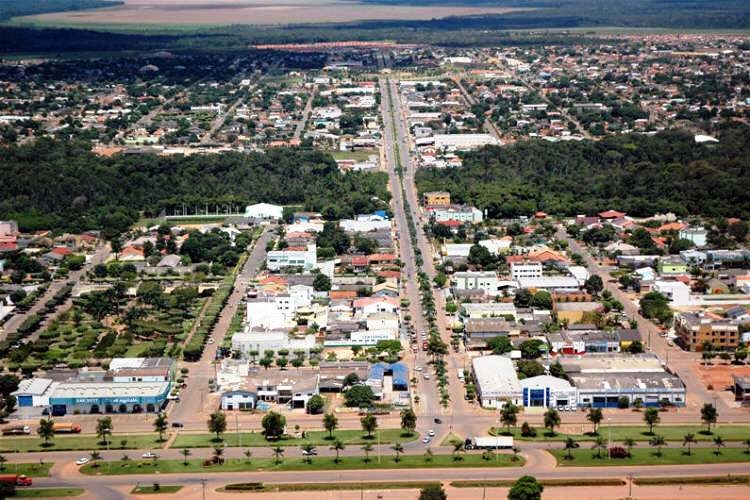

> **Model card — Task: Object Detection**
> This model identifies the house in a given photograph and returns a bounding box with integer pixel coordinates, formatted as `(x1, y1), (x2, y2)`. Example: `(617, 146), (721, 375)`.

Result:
(353, 296), (399, 316)
(157, 254), (181, 268)
(245, 203), (283, 220)
(726, 306), (750, 323)
(423, 191), (451, 207)
(453, 271), (504, 295)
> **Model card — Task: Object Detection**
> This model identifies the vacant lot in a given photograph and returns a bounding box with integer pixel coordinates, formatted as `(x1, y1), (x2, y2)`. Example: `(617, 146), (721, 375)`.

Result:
(22, 0), (531, 26)
(697, 362), (750, 391)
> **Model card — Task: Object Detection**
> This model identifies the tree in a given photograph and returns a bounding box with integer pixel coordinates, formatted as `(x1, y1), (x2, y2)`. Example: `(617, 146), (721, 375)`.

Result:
(507, 475), (544, 500)
(418, 484), (447, 500)
(543, 408), (561, 435)
(623, 437), (636, 458)
(513, 288), (533, 308)
(433, 272), (447, 288)
(487, 335), (512, 354)
(451, 439), (465, 461)
(261, 411), (286, 440)
(743, 438), (750, 455)
(180, 448), (191, 466)
(330, 439), (345, 463)
(639, 292), (672, 323)
(500, 403), (519, 433)
(96, 416), (113, 446)
(153, 412), (168, 442)
(530, 291), (552, 310)
(592, 435), (606, 459)
(344, 384), (375, 408)
(713, 435), (725, 455)
(400, 408), (417, 435)
(208, 410), (227, 441)
(37, 418), (55, 447)
(323, 412), (338, 438)
(361, 413), (378, 438)
(89, 450), (102, 468)
(259, 357), (273, 370)
(564, 437), (576, 460)
(585, 275), (604, 295)
(643, 407), (660, 434)
(700, 403), (718, 433)
(306, 394), (325, 414)
(649, 435), (665, 457)
(683, 433), (696, 456)
(271, 446), (284, 464)
(313, 273), (331, 292)
(361, 442), (374, 463)
(391, 441), (404, 462)
(586, 408), (603, 434)
(0, 455), (6, 471)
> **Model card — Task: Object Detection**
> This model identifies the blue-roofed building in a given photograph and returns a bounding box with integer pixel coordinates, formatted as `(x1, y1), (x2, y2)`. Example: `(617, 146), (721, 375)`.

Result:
(367, 362), (410, 396)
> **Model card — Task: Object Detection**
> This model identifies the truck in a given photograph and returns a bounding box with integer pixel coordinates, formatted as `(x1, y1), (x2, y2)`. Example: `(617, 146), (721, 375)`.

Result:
(52, 422), (81, 434)
(465, 436), (514, 450)
(1, 425), (30, 436)
(0, 474), (33, 486)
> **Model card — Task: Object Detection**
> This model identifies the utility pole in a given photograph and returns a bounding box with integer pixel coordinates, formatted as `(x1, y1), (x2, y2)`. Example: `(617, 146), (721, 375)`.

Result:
(200, 479), (207, 500)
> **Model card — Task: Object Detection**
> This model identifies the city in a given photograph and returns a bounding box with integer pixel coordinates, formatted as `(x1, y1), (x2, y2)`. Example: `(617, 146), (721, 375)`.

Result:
(1, 2), (750, 499)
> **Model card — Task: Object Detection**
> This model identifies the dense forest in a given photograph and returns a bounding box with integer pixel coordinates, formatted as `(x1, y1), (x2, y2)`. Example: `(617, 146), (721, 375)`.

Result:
(0, 139), (390, 234)
(416, 125), (750, 219)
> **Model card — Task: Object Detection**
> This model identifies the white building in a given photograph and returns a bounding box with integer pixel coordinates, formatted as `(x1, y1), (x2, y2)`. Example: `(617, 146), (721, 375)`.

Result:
(432, 206), (483, 224)
(520, 375), (577, 408)
(461, 302), (518, 320)
(231, 329), (317, 356)
(365, 311), (399, 332)
(246, 285), (313, 330)
(444, 243), (474, 259)
(516, 276), (580, 292)
(479, 238), (513, 255)
(453, 271), (503, 295)
(567, 266), (590, 286)
(266, 244), (317, 271)
(651, 280), (691, 306)
(339, 219), (391, 233)
(244, 203), (283, 220)
(433, 134), (500, 150)
(472, 355), (521, 409)
(510, 262), (543, 281)
(678, 227), (708, 248)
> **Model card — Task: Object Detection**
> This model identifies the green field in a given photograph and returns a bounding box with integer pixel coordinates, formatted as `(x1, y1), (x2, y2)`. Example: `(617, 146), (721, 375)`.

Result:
(0, 435), (161, 453)
(11, 488), (85, 498)
(81, 453), (522, 475)
(171, 429), (417, 448)
(0, 463), (52, 477)
(327, 150), (379, 162)
(225, 481), (442, 493)
(550, 447), (750, 466)
(491, 424), (750, 443)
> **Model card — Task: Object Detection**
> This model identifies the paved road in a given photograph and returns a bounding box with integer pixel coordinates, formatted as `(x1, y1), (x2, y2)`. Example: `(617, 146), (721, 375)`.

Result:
(293, 85), (317, 141)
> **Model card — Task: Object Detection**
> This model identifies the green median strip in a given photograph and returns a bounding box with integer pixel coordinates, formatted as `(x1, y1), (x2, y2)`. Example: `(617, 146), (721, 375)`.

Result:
(131, 485), (183, 494)
(222, 481), (442, 493)
(10, 488), (85, 498)
(451, 479), (625, 488)
(171, 429), (417, 448)
(550, 447), (750, 466)
(0, 464), (53, 477)
(80, 453), (523, 475)
(490, 424), (750, 442)
(634, 475), (750, 486)
(0, 435), (160, 453)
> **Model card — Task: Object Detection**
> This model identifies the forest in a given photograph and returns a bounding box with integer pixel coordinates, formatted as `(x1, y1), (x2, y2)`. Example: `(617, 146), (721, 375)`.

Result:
(0, 139), (390, 234)
(416, 125), (750, 219)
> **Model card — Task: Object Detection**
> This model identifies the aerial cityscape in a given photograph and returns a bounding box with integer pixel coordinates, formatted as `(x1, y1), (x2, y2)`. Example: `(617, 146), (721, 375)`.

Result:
(0, 1), (750, 499)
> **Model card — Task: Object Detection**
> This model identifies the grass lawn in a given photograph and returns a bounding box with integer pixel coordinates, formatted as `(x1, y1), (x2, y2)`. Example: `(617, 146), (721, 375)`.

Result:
(440, 433), (463, 446)
(326, 149), (379, 162)
(491, 424), (750, 443)
(0, 435), (162, 453)
(550, 446), (750, 466)
(10, 488), (85, 498)
(225, 481), (441, 493)
(634, 475), (750, 486)
(131, 485), (183, 494)
(0, 463), (52, 477)
(451, 479), (625, 488)
(171, 429), (417, 448)
(81, 453), (523, 475)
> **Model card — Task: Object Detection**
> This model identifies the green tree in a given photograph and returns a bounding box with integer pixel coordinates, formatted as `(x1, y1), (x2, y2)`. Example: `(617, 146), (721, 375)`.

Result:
(701, 403), (718, 433)
(713, 435), (725, 455)
(399, 408), (417, 435)
(301, 444), (316, 464)
(563, 437), (576, 460)
(313, 273), (332, 291)
(361, 442), (374, 463)
(344, 384), (375, 407)
(153, 412), (168, 442)
(451, 439), (465, 461)
(623, 437), (636, 458)
(96, 416), (113, 446)
(361, 413), (378, 438)
(330, 439), (345, 463)
(391, 441), (404, 462)
(543, 408), (561, 436)
(37, 418), (55, 447)
(585, 275), (604, 295)
(306, 394), (325, 414)
(649, 435), (665, 457)
(500, 403), (519, 433)
(323, 412), (338, 438)
(272, 446), (284, 464)
(261, 411), (286, 440)
(644, 407), (660, 434)
(180, 448), (191, 466)
(586, 408), (603, 434)
(683, 433), (696, 456)
(418, 484), (447, 500)
(208, 410), (227, 441)
(507, 475), (544, 500)
(243, 449), (252, 463)
(592, 435), (606, 459)
(487, 335), (512, 354)
(89, 450), (102, 468)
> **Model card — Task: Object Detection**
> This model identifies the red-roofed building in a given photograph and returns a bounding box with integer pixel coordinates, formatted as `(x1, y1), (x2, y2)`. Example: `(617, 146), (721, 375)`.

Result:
(599, 210), (626, 219)
(535, 211), (547, 219)
(658, 222), (687, 233)
(368, 253), (397, 266)
(51, 247), (73, 257)
(329, 290), (358, 300)
(377, 270), (401, 280)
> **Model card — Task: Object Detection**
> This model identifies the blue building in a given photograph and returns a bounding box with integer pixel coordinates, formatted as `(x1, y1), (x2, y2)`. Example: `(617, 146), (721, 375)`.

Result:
(48, 381), (171, 416)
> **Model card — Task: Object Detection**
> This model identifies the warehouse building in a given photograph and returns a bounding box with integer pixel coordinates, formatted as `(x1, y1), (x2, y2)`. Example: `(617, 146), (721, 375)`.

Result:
(49, 381), (171, 416)
(471, 355), (521, 408)
(520, 375), (577, 409)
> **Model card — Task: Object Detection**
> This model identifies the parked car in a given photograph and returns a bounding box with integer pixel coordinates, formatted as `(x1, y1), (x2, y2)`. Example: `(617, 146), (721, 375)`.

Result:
(75, 458), (90, 466)
(428, 429), (435, 437)
(171, 422), (184, 428)
(434, 418), (442, 424)
(141, 452), (158, 459)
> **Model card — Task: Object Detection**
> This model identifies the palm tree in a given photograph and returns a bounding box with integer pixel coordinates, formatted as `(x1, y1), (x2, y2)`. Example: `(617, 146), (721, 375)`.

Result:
(153, 412), (168, 442)
(649, 435), (665, 457)
(212, 446), (224, 464)
(586, 408), (603, 435)
(361, 442), (374, 463)
(623, 437), (636, 458)
(243, 449), (252, 464)
(451, 440), (465, 461)
(272, 446), (285, 464)
(391, 442), (404, 463)
(323, 413), (338, 439)
(37, 418), (55, 447)
(543, 408), (561, 436)
(330, 440), (345, 464)
(90, 450), (102, 468)
(301, 443), (316, 464)
(424, 448), (433, 462)
(643, 408), (660, 435)
(592, 435), (607, 459)
(180, 448), (191, 465)
(744, 438), (750, 455)
(713, 435), (725, 455)
(682, 433), (696, 456)
(120, 454), (130, 465)
(564, 437), (576, 460)
(0, 455), (7, 471)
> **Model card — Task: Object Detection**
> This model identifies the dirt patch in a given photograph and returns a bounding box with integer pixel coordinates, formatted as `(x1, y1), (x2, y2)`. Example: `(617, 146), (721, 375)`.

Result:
(696, 362), (750, 391)
(24, 0), (533, 26)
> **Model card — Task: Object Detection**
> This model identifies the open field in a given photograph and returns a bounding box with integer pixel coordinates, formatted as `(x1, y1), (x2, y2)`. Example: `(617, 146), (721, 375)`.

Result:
(17, 0), (532, 27)
(80, 453), (523, 475)
(697, 362), (750, 391)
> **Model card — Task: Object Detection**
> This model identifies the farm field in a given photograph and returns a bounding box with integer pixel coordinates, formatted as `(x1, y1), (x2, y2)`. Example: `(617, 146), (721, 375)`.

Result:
(19, 0), (531, 27)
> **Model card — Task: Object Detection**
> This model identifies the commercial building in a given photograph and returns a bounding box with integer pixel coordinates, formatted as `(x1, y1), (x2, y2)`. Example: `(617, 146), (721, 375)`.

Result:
(520, 375), (577, 408)
(675, 312), (740, 351)
(423, 191), (451, 207)
(516, 276), (580, 292)
(231, 329), (317, 357)
(266, 244), (317, 271)
(678, 227), (708, 247)
(48, 381), (171, 415)
(244, 203), (283, 220)
(433, 133), (500, 150)
(453, 271), (503, 295)
(471, 355), (521, 409)
(510, 262), (543, 281)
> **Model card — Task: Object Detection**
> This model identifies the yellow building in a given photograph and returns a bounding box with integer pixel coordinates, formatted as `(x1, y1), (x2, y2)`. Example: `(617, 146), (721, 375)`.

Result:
(423, 191), (450, 207)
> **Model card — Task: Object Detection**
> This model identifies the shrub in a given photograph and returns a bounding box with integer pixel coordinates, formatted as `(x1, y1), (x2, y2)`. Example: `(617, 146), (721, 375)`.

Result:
(521, 422), (537, 437)
(609, 447), (628, 459)
(225, 483), (264, 491)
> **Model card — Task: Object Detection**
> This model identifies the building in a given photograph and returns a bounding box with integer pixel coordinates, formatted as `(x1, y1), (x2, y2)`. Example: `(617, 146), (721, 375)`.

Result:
(108, 357), (175, 382)
(430, 206), (483, 224)
(423, 191), (451, 207)
(520, 375), (577, 408)
(675, 312), (740, 351)
(732, 375), (750, 405)
(245, 203), (283, 219)
(48, 381), (171, 415)
(516, 276), (580, 292)
(266, 244), (317, 271)
(13, 378), (55, 408)
(432, 133), (500, 150)
(453, 271), (503, 295)
(231, 329), (317, 356)
(510, 262), (543, 281)
(651, 280), (691, 306)
(471, 355), (521, 409)
(678, 227), (708, 247)
(461, 302), (517, 320)
(220, 390), (256, 411)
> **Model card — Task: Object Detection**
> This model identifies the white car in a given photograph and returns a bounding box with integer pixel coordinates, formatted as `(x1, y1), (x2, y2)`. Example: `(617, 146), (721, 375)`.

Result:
(423, 374), (430, 380)
(428, 429), (436, 437)
(75, 457), (90, 466)
(207, 338), (215, 344)
(414, 366), (422, 372)
(141, 452), (158, 459)
(301, 449), (318, 456)
(422, 436), (431, 444)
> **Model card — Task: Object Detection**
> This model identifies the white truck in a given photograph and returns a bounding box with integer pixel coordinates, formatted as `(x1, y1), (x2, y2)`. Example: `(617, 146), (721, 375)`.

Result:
(466, 435), (514, 450)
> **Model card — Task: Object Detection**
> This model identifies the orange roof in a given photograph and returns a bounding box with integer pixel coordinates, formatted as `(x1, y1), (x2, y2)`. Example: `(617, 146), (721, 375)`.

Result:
(51, 247), (73, 256)
(658, 222), (687, 232)
(377, 270), (401, 279)
(329, 290), (358, 299)
(121, 246), (144, 257)
(651, 236), (667, 248)
(535, 211), (547, 218)
(368, 253), (397, 262)
(505, 255), (525, 263)
(599, 210), (626, 219)
(352, 256), (369, 266)
(528, 249), (569, 263)
(259, 276), (288, 286)
(353, 296), (400, 309)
